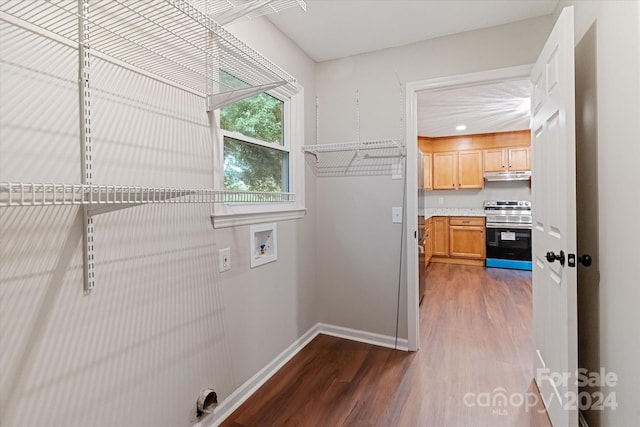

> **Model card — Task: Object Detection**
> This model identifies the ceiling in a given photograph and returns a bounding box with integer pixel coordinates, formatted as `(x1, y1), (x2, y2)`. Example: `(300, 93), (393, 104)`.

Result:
(262, 1), (554, 137)
(267, 0), (560, 62)
(417, 79), (532, 137)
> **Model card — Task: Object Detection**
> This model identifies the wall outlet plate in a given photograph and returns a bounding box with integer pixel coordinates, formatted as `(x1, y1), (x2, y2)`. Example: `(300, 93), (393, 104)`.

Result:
(219, 248), (231, 272)
(392, 206), (403, 223)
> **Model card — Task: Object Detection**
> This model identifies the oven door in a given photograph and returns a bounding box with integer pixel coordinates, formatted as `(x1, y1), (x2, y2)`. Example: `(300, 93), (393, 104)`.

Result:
(485, 225), (532, 262)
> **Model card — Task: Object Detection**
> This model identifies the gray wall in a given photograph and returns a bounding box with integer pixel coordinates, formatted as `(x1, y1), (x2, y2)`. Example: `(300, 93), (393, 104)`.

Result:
(314, 15), (554, 339)
(217, 16), (319, 394)
(0, 16), (317, 427)
(566, 1), (640, 425)
(424, 180), (532, 208)
(4, 3), (637, 426)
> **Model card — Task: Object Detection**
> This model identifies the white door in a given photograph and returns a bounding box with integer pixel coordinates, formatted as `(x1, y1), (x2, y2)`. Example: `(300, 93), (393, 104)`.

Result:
(530, 6), (578, 427)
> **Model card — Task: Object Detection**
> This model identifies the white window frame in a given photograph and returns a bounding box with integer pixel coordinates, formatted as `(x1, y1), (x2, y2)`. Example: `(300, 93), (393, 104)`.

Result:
(212, 86), (305, 228)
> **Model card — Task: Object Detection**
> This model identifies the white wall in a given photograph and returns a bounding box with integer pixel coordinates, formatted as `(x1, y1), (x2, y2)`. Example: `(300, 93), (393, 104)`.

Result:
(215, 16), (319, 394)
(0, 15), (317, 427)
(564, 1), (640, 425)
(314, 16), (554, 339)
(424, 181), (532, 208)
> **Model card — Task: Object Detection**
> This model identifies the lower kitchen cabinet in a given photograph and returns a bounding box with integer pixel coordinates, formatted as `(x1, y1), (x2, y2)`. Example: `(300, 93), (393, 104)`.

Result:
(430, 216), (486, 266)
(449, 217), (486, 260)
(432, 216), (449, 257)
(424, 217), (433, 266)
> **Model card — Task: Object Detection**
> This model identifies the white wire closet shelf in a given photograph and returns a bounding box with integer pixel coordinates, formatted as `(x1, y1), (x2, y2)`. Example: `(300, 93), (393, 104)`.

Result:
(302, 140), (406, 177)
(0, 0), (299, 110)
(191, 0), (306, 26)
(0, 182), (295, 214)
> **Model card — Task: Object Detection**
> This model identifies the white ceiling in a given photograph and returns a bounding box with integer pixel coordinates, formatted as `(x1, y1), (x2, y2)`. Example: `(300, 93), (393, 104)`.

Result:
(261, 0), (554, 137)
(267, 0), (560, 62)
(417, 79), (532, 137)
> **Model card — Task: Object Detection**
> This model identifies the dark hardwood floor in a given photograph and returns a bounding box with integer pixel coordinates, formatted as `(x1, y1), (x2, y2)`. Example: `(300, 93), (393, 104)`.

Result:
(220, 264), (552, 427)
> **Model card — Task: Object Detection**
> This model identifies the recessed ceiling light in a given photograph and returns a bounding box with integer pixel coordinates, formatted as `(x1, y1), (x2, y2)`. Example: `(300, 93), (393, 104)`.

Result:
(456, 125), (467, 131)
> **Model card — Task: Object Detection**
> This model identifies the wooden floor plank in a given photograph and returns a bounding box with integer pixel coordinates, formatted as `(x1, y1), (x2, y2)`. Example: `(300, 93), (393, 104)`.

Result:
(220, 264), (552, 427)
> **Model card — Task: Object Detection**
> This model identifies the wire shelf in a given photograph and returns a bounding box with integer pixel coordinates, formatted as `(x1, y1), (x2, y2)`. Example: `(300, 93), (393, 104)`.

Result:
(0, 0), (298, 105)
(0, 182), (295, 213)
(302, 140), (406, 177)
(192, 0), (306, 26)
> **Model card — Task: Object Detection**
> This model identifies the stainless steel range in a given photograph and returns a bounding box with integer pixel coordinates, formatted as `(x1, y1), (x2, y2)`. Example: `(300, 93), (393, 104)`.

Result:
(484, 200), (532, 270)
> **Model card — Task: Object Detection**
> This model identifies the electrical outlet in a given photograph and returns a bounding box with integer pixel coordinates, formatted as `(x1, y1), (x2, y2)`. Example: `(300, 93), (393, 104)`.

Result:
(219, 248), (231, 272)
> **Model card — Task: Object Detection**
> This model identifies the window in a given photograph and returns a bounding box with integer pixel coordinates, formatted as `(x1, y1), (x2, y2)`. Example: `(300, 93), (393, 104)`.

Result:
(220, 91), (289, 192)
(213, 73), (305, 227)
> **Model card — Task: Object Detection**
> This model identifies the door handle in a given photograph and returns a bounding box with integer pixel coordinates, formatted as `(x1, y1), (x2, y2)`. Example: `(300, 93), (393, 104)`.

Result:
(546, 250), (565, 266)
(568, 253), (592, 268)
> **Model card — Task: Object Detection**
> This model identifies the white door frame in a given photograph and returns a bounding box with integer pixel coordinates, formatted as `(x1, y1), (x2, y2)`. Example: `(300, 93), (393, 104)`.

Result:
(404, 64), (534, 351)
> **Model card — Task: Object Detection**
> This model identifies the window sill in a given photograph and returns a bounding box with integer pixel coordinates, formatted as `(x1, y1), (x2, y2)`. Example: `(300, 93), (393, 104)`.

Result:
(211, 208), (306, 228)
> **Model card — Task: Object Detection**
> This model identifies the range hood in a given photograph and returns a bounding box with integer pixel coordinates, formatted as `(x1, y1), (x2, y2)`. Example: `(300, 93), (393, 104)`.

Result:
(484, 171), (532, 182)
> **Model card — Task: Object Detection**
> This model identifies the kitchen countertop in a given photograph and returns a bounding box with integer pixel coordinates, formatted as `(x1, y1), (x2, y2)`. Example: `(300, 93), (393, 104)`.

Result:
(422, 208), (485, 219)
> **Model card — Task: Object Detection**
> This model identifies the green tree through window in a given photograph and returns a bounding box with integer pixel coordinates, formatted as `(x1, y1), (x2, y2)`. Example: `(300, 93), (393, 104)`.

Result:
(220, 92), (283, 145)
(220, 85), (287, 192)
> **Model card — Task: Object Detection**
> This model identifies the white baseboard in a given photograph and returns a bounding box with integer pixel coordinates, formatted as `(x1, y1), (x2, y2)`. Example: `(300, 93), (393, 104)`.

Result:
(317, 323), (409, 351)
(198, 323), (321, 427)
(197, 322), (408, 427)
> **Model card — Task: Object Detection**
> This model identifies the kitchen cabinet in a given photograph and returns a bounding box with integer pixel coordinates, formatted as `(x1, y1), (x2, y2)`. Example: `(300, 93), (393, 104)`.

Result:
(423, 153), (432, 190)
(507, 147), (530, 171)
(424, 217), (433, 266)
(431, 150), (483, 190)
(432, 216), (449, 257)
(483, 147), (530, 172)
(449, 217), (486, 259)
(457, 150), (483, 189)
(483, 148), (506, 172)
(429, 216), (486, 266)
(432, 152), (456, 190)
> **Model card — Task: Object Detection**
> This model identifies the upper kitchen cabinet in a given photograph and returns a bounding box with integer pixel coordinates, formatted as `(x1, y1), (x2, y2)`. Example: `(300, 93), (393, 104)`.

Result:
(507, 147), (530, 171)
(419, 130), (531, 190)
(423, 152), (433, 190)
(484, 148), (507, 172)
(432, 152), (457, 189)
(483, 147), (530, 172)
(482, 130), (531, 172)
(431, 150), (483, 190)
(457, 150), (483, 189)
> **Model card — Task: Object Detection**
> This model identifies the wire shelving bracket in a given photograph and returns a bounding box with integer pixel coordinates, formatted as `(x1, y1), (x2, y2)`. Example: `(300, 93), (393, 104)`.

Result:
(301, 140), (406, 177)
(0, 0), (301, 111)
(306, 91), (405, 177)
(194, 0), (307, 26)
(0, 0), (302, 293)
(0, 182), (296, 292)
(0, 183), (296, 211)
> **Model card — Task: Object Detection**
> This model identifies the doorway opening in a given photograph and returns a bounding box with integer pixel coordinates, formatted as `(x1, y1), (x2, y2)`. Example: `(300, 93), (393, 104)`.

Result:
(403, 65), (552, 426)
(404, 65), (534, 351)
